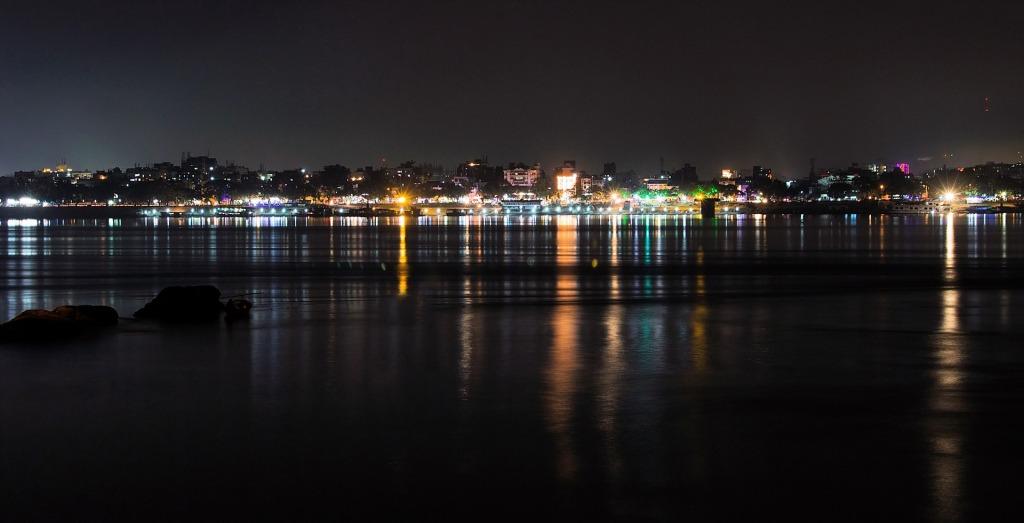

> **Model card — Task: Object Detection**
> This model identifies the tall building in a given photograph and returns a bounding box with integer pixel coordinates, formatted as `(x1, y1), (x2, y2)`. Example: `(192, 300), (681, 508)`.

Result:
(181, 154), (218, 182)
(602, 162), (617, 185)
(671, 163), (697, 185)
(554, 160), (579, 196)
(752, 165), (774, 180)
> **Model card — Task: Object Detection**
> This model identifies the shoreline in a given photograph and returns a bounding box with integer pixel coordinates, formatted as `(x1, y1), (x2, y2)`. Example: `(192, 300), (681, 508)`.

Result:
(0, 201), (1018, 219)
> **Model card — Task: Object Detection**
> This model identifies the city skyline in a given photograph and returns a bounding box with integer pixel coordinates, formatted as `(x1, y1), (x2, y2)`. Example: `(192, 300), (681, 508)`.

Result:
(5, 149), (1023, 181)
(2, 1), (1022, 177)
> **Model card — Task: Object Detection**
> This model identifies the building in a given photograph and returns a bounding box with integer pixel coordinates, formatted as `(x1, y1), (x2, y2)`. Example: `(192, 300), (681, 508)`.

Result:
(217, 163), (250, 183)
(671, 163), (697, 186)
(752, 165), (774, 180)
(577, 173), (594, 195)
(644, 177), (672, 191)
(181, 154), (218, 183)
(126, 165), (160, 183)
(601, 162), (617, 186)
(554, 160), (579, 197)
(719, 169), (738, 186)
(503, 163), (542, 188)
(126, 162), (181, 183)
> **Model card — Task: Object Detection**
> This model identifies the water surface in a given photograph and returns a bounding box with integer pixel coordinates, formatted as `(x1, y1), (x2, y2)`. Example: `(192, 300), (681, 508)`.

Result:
(2, 214), (1023, 521)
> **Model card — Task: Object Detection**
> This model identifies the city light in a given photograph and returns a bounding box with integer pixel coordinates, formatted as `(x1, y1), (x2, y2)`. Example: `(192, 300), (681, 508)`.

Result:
(3, 155), (1020, 213)
(556, 172), (577, 191)
(5, 196), (41, 207)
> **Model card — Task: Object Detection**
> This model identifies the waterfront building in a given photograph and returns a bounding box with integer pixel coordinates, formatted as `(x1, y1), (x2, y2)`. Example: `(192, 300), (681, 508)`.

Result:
(644, 177), (672, 191)
(504, 163), (542, 188)
(554, 160), (579, 197)
(719, 169), (738, 186)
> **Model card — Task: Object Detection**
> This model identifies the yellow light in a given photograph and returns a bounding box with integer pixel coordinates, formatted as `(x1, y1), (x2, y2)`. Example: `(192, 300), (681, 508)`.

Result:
(398, 217), (408, 296)
(395, 196), (407, 204)
(556, 173), (577, 191)
(941, 191), (956, 202)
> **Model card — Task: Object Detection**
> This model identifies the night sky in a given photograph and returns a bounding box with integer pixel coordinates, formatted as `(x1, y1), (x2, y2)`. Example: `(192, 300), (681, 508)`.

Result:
(2, 0), (1022, 177)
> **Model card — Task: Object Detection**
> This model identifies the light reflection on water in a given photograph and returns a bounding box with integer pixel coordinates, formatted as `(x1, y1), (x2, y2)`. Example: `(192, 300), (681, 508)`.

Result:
(929, 213), (965, 521)
(2, 214), (1024, 520)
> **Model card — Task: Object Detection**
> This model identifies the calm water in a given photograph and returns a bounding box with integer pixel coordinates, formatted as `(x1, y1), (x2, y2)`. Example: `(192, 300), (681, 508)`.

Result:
(2, 214), (1023, 521)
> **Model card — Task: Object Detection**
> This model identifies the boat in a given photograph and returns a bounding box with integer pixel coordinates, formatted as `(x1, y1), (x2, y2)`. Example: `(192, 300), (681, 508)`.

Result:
(500, 193), (544, 213)
(213, 207), (254, 217)
(344, 205), (400, 217)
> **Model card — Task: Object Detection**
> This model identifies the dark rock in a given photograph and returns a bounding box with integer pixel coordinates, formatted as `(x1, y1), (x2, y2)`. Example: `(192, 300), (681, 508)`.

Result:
(0, 305), (119, 342)
(52, 305), (120, 326)
(134, 285), (225, 322)
(224, 298), (252, 321)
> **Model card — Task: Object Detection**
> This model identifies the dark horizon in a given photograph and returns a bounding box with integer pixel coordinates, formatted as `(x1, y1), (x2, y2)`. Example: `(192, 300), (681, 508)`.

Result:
(2, 0), (1023, 177)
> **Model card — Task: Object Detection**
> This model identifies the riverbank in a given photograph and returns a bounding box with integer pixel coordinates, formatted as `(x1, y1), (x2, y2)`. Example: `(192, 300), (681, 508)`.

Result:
(1, 200), (1019, 219)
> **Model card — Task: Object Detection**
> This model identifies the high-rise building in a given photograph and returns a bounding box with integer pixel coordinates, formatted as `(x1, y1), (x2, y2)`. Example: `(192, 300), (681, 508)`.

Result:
(671, 163), (697, 185)
(601, 162), (617, 185)
(181, 154), (218, 183)
(752, 165), (774, 180)
(554, 160), (579, 196)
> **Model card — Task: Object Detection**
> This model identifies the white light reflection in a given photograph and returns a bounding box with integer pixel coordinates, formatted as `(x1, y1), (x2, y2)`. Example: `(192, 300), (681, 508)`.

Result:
(598, 303), (624, 479)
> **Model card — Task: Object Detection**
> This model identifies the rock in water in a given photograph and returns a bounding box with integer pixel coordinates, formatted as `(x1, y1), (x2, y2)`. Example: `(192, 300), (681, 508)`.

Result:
(0, 305), (119, 342)
(224, 298), (252, 321)
(133, 285), (225, 322)
(52, 305), (120, 326)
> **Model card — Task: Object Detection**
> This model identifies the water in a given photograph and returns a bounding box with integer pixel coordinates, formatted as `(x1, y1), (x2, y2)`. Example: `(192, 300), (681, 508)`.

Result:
(2, 214), (1023, 521)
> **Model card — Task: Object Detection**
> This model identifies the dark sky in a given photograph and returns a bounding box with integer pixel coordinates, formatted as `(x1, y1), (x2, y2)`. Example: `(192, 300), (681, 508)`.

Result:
(2, 0), (1022, 178)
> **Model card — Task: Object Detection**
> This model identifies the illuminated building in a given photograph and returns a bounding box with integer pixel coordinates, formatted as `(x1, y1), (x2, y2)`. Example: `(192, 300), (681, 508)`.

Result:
(504, 163), (542, 188)
(578, 173), (593, 195)
(181, 153), (218, 183)
(644, 177), (672, 191)
(554, 160), (579, 196)
(719, 169), (737, 186)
